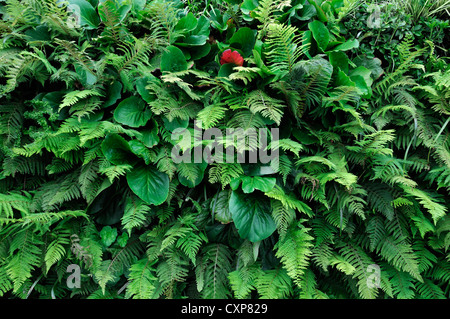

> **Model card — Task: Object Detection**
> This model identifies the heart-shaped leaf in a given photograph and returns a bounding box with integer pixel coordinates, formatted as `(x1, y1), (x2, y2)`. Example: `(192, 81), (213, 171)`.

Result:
(229, 190), (276, 242)
(160, 46), (188, 73)
(228, 27), (256, 57)
(126, 165), (169, 206)
(114, 96), (151, 128)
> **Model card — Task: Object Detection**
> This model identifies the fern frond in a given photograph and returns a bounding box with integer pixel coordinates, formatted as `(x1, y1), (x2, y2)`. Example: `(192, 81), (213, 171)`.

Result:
(125, 258), (158, 299)
(376, 236), (422, 282)
(264, 23), (306, 78)
(6, 228), (43, 292)
(338, 240), (378, 299)
(208, 163), (244, 189)
(197, 104), (227, 130)
(196, 243), (232, 299)
(416, 278), (446, 299)
(274, 222), (314, 287)
(247, 90), (286, 125)
(255, 267), (292, 299)
(95, 239), (143, 294)
(121, 195), (152, 236)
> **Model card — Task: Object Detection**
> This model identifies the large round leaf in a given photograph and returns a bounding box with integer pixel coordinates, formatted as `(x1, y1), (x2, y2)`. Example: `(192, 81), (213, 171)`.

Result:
(229, 190), (276, 242)
(114, 96), (151, 128)
(126, 166), (169, 206)
(160, 46), (188, 73)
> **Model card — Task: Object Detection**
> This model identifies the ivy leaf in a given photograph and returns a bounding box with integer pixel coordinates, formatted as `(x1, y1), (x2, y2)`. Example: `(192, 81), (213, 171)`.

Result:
(229, 190), (277, 242)
(126, 165), (170, 206)
(113, 96), (151, 128)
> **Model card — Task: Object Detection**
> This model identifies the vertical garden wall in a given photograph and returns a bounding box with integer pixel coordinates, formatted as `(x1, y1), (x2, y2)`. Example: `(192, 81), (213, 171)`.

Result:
(0, 0), (449, 299)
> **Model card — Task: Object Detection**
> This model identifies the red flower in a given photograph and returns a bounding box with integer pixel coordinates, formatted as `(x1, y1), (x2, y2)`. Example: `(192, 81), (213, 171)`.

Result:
(220, 49), (244, 66)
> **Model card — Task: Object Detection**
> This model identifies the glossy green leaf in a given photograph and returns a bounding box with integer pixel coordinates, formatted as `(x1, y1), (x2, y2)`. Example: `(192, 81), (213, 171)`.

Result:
(103, 81), (122, 107)
(308, 20), (330, 52)
(328, 51), (349, 74)
(100, 226), (117, 247)
(116, 232), (129, 248)
(160, 46), (188, 73)
(231, 176), (277, 193)
(175, 12), (198, 33)
(126, 165), (169, 206)
(101, 133), (135, 165)
(136, 75), (157, 103)
(229, 190), (277, 242)
(350, 66), (373, 98)
(68, 0), (100, 29)
(211, 190), (233, 224)
(228, 27), (256, 57)
(331, 39), (359, 52)
(114, 96), (151, 128)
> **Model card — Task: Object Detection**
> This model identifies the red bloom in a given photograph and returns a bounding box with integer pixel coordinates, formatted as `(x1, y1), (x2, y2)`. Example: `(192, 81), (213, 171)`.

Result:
(220, 49), (244, 66)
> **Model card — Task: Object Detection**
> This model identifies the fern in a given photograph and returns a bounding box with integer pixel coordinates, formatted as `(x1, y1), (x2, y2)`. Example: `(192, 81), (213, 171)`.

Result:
(44, 228), (71, 274)
(208, 163), (244, 189)
(121, 195), (152, 236)
(264, 23), (306, 79)
(255, 267), (292, 299)
(196, 243), (232, 299)
(338, 240), (379, 299)
(125, 258), (158, 299)
(6, 227), (43, 293)
(287, 56), (333, 118)
(253, 0), (291, 35)
(228, 264), (260, 299)
(95, 239), (143, 294)
(246, 90), (286, 125)
(274, 222), (314, 288)
(376, 236), (422, 282)
(197, 104), (227, 130)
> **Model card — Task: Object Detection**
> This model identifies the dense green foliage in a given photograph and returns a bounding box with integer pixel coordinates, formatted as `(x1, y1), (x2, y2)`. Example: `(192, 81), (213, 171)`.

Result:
(0, 0), (449, 299)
